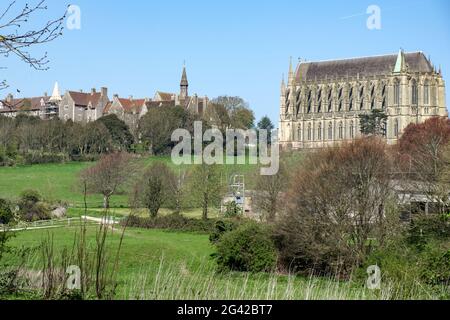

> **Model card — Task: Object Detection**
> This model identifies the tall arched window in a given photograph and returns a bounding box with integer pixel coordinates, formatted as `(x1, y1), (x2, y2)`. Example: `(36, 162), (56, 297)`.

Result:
(297, 125), (302, 141)
(424, 80), (430, 105)
(307, 123), (312, 141)
(371, 99), (375, 110)
(317, 89), (322, 113)
(359, 86), (365, 110)
(307, 90), (312, 113)
(394, 79), (400, 105)
(318, 123), (322, 140)
(327, 89), (333, 112)
(348, 87), (354, 111)
(338, 122), (343, 140)
(394, 119), (399, 138)
(411, 79), (418, 105)
(350, 121), (354, 139)
(328, 123), (333, 140)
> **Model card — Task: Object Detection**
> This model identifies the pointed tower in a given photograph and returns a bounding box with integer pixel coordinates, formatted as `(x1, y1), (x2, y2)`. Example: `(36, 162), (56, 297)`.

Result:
(180, 64), (189, 100)
(49, 82), (62, 103)
(394, 49), (407, 74)
(288, 56), (295, 85)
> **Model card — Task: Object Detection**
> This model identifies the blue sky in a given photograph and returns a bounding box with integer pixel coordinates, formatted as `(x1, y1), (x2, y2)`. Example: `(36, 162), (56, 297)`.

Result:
(3, 0), (450, 124)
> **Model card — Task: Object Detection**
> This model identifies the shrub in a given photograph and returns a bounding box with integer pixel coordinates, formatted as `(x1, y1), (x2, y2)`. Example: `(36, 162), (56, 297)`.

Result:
(224, 201), (242, 218)
(123, 214), (218, 233)
(209, 219), (243, 244)
(23, 151), (69, 165)
(421, 250), (450, 286)
(18, 190), (50, 222)
(407, 214), (450, 250)
(0, 199), (14, 225)
(214, 222), (277, 273)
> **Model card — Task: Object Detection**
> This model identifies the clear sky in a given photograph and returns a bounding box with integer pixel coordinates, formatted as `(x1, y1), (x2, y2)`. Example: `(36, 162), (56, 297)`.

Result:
(3, 0), (450, 125)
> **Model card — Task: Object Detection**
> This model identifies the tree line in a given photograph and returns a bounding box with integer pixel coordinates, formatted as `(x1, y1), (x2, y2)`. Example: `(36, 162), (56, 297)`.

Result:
(0, 96), (271, 166)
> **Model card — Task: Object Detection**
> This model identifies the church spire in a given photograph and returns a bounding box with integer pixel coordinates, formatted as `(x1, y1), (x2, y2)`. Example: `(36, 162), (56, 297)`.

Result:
(288, 56), (294, 84)
(49, 82), (62, 103)
(180, 63), (188, 99)
(394, 48), (406, 73)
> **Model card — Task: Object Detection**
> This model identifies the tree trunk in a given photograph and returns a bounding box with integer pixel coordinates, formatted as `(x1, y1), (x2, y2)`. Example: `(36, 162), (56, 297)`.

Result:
(202, 194), (208, 220)
(103, 195), (110, 209)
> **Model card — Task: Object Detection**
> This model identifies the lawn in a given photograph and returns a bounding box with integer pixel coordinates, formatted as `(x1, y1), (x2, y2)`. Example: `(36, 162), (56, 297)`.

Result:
(2, 225), (391, 300)
(0, 156), (260, 208)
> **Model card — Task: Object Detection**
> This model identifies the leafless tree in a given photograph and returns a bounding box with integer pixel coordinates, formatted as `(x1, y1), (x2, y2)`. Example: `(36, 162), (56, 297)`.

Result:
(80, 152), (134, 209)
(276, 138), (399, 276)
(0, 0), (66, 90)
(253, 160), (288, 223)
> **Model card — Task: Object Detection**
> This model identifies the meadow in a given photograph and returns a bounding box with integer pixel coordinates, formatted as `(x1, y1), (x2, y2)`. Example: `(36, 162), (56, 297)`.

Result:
(4, 224), (439, 300)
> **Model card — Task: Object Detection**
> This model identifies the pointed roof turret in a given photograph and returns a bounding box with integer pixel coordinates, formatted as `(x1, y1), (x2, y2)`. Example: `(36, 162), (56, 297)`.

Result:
(394, 49), (407, 73)
(288, 56), (294, 84)
(49, 82), (62, 102)
(180, 65), (189, 87)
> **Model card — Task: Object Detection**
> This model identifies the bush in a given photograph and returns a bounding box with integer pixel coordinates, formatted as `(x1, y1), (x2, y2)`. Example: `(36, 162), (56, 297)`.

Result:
(0, 199), (14, 225)
(407, 214), (450, 250)
(421, 250), (450, 286)
(18, 190), (51, 222)
(214, 222), (277, 273)
(209, 219), (243, 244)
(123, 214), (218, 233)
(224, 201), (242, 218)
(23, 151), (69, 165)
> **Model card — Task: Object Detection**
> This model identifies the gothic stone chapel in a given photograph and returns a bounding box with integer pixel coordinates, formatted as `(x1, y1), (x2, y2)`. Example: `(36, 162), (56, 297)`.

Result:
(279, 50), (448, 149)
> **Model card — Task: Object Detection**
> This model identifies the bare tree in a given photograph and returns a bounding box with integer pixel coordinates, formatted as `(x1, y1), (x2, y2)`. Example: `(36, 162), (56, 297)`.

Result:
(80, 152), (133, 209)
(190, 163), (224, 220)
(276, 138), (398, 276)
(0, 0), (66, 90)
(131, 162), (176, 218)
(253, 160), (288, 223)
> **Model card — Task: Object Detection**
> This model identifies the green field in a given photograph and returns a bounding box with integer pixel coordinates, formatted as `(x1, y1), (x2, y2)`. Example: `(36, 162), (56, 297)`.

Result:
(0, 156), (259, 208)
(2, 225), (395, 300)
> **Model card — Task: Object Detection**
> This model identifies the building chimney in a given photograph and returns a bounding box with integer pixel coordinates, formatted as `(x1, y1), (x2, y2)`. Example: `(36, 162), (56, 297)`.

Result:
(6, 93), (13, 103)
(91, 88), (96, 95)
(113, 94), (119, 100)
(79, 89), (83, 93)
(44, 92), (48, 97)
(129, 95), (133, 101)
(101, 87), (108, 97)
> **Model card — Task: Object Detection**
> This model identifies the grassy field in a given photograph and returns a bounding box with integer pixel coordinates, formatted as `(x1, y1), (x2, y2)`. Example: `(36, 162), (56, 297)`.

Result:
(3, 224), (443, 300)
(0, 156), (259, 208)
(0, 225), (384, 300)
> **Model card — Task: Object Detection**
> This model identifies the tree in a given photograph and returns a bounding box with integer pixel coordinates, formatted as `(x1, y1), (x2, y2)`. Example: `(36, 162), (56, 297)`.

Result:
(0, 1), (66, 90)
(131, 162), (175, 218)
(257, 116), (275, 143)
(211, 96), (255, 129)
(97, 115), (134, 151)
(253, 161), (288, 222)
(230, 107), (255, 130)
(0, 198), (13, 225)
(80, 152), (133, 209)
(359, 109), (388, 137)
(211, 96), (248, 112)
(275, 138), (397, 275)
(203, 102), (231, 133)
(139, 105), (189, 155)
(190, 163), (224, 220)
(397, 117), (450, 214)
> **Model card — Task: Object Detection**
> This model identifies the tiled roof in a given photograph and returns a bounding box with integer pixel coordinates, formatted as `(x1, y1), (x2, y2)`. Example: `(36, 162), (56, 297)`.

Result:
(146, 100), (176, 108)
(156, 91), (175, 101)
(0, 96), (49, 113)
(69, 91), (102, 107)
(118, 98), (147, 113)
(296, 52), (434, 82)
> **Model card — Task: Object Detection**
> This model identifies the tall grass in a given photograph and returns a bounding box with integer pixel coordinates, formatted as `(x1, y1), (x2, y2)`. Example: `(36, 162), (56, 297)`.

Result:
(123, 257), (445, 300)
